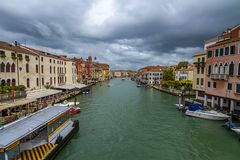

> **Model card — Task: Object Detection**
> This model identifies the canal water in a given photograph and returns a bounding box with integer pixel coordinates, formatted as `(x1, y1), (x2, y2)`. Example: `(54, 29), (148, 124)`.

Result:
(56, 78), (240, 160)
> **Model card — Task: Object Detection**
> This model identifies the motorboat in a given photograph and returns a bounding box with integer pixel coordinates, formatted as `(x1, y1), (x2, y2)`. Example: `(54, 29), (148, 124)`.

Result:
(175, 104), (185, 110)
(137, 84), (144, 87)
(122, 78), (126, 80)
(63, 100), (80, 106)
(69, 107), (81, 115)
(223, 120), (240, 129)
(82, 88), (90, 94)
(231, 127), (240, 135)
(185, 110), (229, 120)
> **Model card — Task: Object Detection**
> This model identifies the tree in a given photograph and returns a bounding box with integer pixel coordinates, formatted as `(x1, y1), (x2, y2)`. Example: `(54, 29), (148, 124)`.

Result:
(176, 61), (189, 69)
(163, 69), (174, 81)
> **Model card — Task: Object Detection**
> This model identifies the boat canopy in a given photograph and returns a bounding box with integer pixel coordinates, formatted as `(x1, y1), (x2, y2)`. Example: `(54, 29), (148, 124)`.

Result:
(188, 104), (204, 111)
(0, 105), (69, 149)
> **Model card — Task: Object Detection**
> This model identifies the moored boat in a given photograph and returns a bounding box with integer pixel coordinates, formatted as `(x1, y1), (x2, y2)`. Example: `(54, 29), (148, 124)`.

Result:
(0, 105), (79, 160)
(231, 128), (240, 135)
(185, 110), (229, 120)
(69, 107), (81, 115)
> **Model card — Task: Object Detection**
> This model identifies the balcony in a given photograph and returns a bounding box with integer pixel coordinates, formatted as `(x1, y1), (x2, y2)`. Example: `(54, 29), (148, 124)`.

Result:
(210, 74), (228, 80)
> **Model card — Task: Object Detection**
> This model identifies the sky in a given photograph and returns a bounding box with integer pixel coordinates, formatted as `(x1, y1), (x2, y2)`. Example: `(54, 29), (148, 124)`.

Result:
(0, 0), (239, 70)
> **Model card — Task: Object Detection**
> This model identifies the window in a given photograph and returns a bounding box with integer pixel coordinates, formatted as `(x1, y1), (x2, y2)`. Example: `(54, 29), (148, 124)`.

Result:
(224, 63), (228, 74)
(7, 79), (11, 86)
(41, 65), (44, 73)
(207, 51), (212, 58)
(26, 63), (29, 73)
(198, 58), (200, 62)
(213, 82), (217, 88)
(230, 45), (235, 55)
(54, 66), (55, 74)
(229, 62), (234, 75)
(50, 66), (52, 74)
(200, 78), (204, 85)
(50, 77), (52, 85)
(25, 55), (30, 61)
(201, 67), (204, 74)
(238, 63), (240, 75)
(54, 77), (56, 84)
(6, 63), (10, 72)
(228, 83), (232, 90)
(220, 48), (224, 56)
(12, 79), (16, 86)
(27, 78), (30, 88)
(208, 81), (211, 88)
(202, 57), (205, 62)
(11, 63), (15, 72)
(197, 78), (199, 85)
(208, 65), (212, 75)
(36, 78), (39, 86)
(197, 67), (200, 74)
(0, 62), (5, 72)
(236, 84), (240, 93)
(36, 65), (39, 73)
(42, 78), (44, 85)
(225, 47), (229, 55)
(50, 59), (52, 63)
(215, 49), (219, 57)
(41, 57), (43, 61)
(36, 57), (38, 60)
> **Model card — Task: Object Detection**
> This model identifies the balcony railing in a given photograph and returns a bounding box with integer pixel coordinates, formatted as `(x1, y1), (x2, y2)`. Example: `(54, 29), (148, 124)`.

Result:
(210, 74), (228, 80)
(0, 91), (27, 102)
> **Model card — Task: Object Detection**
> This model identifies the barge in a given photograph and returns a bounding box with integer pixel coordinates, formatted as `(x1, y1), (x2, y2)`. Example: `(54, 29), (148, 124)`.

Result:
(0, 105), (79, 160)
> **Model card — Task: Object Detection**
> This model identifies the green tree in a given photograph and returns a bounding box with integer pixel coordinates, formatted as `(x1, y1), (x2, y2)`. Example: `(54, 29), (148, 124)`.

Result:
(176, 61), (189, 69)
(163, 69), (174, 81)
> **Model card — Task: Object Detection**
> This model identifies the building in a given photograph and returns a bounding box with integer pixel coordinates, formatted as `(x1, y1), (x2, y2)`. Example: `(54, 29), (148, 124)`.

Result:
(0, 41), (77, 90)
(204, 24), (240, 111)
(192, 53), (206, 100)
(174, 65), (194, 81)
(138, 66), (165, 85)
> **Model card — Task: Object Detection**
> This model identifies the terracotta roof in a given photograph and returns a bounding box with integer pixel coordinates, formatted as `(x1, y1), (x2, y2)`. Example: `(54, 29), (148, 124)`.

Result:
(0, 41), (38, 56)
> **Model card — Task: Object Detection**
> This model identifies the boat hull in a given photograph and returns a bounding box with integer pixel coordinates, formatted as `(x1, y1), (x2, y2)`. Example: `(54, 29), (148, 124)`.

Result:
(185, 110), (229, 120)
(231, 128), (240, 135)
(45, 120), (79, 160)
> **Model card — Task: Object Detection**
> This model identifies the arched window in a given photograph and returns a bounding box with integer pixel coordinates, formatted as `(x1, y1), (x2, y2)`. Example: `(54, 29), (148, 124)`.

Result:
(36, 78), (39, 86)
(11, 63), (15, 72)
(224, 63), (228, 74)
(1, 79), (5, 86)
(238, 63), (240, 75)
(229, 62), (234, 75)
(42, 78), (44, 85)
(50, 77), (52, 85)
(41, 65), (44, 73)
(26, 63), (29, 73)
(6, 63), (10, 72)
(208, 65), (212, 75)
(54, 66), (55, 74)
(36, 65), (39, 73)
(214, 64), (218, 74)
(27, 78), (30, 88)
(0, 62), (5, 72)
(219, 63), (223, 74)
(7, 79), (11, 86)
(50, 66), (52, 74)
(12, 79), (16, 86)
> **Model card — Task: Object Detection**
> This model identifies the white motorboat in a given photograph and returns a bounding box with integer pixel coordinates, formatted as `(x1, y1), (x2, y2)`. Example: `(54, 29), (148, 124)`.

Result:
(231, 128), (240, 135)
(185, 110), (229, 120)
(54, 100), (80, 107)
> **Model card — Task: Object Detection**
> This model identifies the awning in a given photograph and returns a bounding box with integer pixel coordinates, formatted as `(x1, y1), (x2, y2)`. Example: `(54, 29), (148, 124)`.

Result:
(0, 98), (36, 111)
(27, 89), (62, 99)
(54, 83), (87, 90)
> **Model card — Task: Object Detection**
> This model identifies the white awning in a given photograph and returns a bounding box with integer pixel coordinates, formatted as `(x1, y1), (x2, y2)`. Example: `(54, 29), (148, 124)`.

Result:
(27, 89), (62, 99)
(54, 83), (87, 90)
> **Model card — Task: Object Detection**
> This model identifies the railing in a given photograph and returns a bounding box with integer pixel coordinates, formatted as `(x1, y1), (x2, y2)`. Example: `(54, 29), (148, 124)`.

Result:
(0, 91), (27, 102)
(210, 74), (228, 80)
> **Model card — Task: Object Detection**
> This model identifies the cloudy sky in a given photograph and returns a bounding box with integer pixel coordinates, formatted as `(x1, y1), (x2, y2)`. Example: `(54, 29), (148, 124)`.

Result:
(0, 0), (239, 70)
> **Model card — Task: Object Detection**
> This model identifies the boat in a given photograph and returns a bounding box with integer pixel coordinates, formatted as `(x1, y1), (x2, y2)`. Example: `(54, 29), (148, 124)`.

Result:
(69, 107), (81, 115)
(137, 84), (143, 87)
(82, 88), (90, 94)
(122, 78), (126, 80)
(223, 120), (240, 129)
(175, 103), (185, 110)
(231, 128), (240, 135)
(0, 105), (79, 160)
(63, 100), (80, 106)
(185, 104), (230, 120)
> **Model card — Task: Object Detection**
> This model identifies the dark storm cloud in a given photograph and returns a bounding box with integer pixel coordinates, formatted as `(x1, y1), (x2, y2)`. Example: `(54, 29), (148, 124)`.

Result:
(0, 0), (239, 70)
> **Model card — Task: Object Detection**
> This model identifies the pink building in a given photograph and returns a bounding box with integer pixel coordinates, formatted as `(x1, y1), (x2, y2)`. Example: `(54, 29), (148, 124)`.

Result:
(204, 24), (240, 112)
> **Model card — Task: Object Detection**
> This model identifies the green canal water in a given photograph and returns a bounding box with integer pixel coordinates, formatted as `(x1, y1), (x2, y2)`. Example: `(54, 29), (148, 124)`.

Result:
(56, 78), (240, 160)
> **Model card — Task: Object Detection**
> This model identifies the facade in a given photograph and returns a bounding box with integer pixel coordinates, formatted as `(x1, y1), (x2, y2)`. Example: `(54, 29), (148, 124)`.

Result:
(204, 24), (240, 111)
(0, 41), (77, 90)
(174, 65), (194, 81)
(138, 66), (165, 85)
(192, 53), (206, 100)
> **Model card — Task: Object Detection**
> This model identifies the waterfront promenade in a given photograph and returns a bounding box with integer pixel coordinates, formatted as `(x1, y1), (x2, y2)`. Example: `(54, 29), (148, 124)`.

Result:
(56, 78), (240, 160)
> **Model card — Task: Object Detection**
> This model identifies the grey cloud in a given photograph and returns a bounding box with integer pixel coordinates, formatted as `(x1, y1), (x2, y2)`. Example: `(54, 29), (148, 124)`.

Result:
(0, 0), (239, 70)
